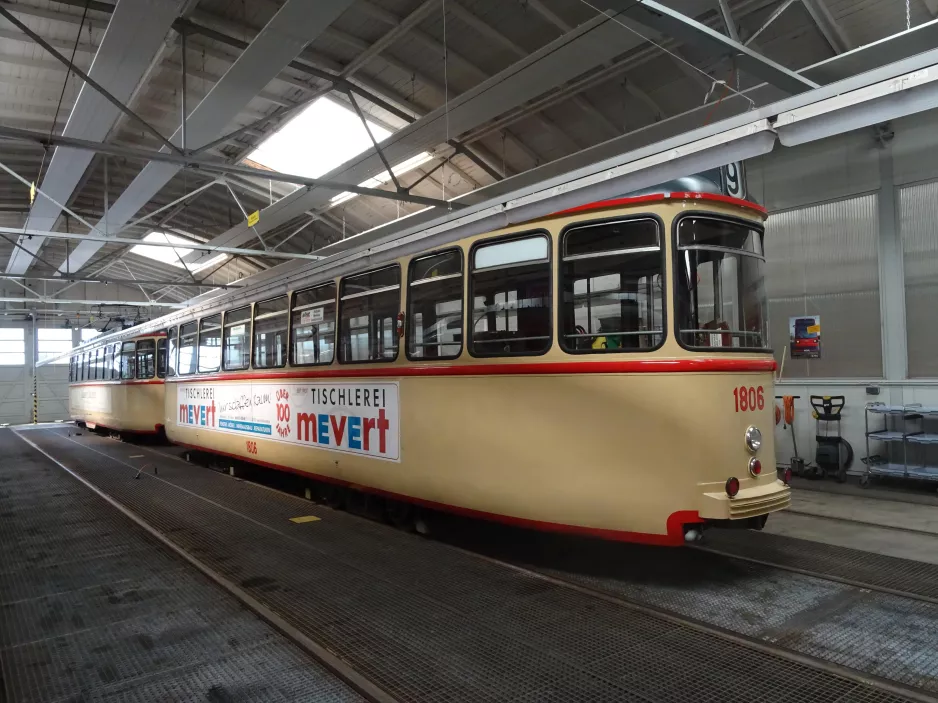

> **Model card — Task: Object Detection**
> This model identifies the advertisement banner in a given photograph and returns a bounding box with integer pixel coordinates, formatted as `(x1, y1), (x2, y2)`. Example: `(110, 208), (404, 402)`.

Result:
(176, 381), (400, 461)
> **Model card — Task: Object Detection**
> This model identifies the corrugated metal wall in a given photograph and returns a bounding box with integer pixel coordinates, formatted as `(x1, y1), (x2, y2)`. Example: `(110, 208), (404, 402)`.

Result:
(900, 180), (938, 378)
(765, 194), (882, 378)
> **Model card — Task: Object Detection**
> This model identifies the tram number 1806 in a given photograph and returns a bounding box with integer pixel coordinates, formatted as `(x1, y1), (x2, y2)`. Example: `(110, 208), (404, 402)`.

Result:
(733, 386), (764, 413)
(246, 440), (258, 455)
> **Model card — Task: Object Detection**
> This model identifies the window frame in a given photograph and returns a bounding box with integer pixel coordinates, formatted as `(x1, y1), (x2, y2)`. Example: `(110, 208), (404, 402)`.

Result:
(222, 306), (253, 372)
(290, 282), (337, 367)
(338, 265), (402, 365)
(157, 338), (167, 378)
(136, 339), (156, 380)
(467, 230), (553, 359)
(671, 211), (770, 355)
(166, 327), (177, 377)
(198, 314), (223, 374)
(120, 341), (137, 380)
(81, 352), (89, 380)
(251, 295), (290, 370)
(177, 322), (199, 376)
(405, 247), (464, 362)
(558, 214), (667, 356)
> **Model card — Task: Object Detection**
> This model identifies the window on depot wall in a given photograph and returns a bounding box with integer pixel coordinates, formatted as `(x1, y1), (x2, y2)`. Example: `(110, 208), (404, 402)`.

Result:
(37, 328), (72, 364)
(0, 328), (25, 366)
(470, 234), (552, 356)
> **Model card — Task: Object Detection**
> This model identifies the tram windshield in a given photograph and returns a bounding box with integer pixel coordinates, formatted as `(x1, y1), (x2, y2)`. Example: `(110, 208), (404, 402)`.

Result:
(675, 216), (768, 350)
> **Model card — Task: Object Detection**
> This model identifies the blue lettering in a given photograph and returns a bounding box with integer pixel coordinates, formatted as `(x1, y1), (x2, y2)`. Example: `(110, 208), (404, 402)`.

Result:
(200, 405), (206, 425)
(348, 416), (362, 450)
(317, 414), (330, 445)
(188, 405), (194, 424)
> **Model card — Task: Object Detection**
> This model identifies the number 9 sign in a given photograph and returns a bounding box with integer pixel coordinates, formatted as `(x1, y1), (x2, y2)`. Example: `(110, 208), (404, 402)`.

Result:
(722, 162), (744, 199)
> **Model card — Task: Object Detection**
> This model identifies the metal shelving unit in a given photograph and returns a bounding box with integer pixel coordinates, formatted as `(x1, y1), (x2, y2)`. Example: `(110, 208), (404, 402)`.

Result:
(864, 403), (938, 485)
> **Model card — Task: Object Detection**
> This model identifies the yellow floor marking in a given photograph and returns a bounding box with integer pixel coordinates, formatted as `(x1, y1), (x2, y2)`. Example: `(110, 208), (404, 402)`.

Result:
(289, 515), (321, 524)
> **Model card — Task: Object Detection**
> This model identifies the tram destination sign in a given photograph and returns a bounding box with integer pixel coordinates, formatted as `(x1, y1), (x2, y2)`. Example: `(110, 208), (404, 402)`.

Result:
(176, 381), (400, 461)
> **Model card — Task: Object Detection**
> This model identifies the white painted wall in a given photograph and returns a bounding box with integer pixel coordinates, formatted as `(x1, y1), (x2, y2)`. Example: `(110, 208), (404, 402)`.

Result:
(748, 107), (938, 472)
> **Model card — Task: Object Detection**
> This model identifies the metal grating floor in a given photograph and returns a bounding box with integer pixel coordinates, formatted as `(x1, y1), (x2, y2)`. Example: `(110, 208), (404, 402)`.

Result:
(704, 528), (938, 601)
(0, 429), (365, 703)
(14, 426), (927, 703)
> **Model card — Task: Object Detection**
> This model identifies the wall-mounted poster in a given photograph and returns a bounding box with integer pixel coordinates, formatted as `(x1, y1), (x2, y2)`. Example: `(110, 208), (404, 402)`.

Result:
(790, 315), (821, 358)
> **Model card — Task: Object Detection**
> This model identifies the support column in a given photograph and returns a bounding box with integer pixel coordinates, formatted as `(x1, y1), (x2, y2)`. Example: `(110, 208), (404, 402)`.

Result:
(876, 143), (908, 402)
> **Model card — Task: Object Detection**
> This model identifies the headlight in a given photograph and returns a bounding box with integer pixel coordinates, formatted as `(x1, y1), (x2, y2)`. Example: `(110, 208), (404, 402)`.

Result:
(745, 426), (762, 453)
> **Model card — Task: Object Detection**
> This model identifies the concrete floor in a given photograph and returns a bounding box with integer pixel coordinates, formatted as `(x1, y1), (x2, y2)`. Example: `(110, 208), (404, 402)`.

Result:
(767, 488), (938, 565)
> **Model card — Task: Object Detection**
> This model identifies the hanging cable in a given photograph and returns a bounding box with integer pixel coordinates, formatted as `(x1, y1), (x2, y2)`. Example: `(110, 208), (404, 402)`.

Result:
(37, 0), (91, 188)
(442, 0), (450, 206)
(907, 0), (911, 31)
(576, 0), (756, 112)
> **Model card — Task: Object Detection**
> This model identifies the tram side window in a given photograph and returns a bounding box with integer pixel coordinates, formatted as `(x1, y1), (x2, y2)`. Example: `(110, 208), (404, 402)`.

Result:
(560, 218), (664, 353)
(470, 234), (551, 356)
(291, 284), (336, 366)
(223, 307), (251, 371)
(198, 315), (222, 373)
(157, 338), (167, 378)
(339, 266), (400, 363)
(81, 352), (89, 381)
(166, 327), (177, 377)
(178, 322), (198, 375)
(93, 348), (102, 380)
(137, 340), (156, 379)
(120, 342), (136, 380)
(110, 344), (121, 379)
(253, 297), (289, 368)
(407, 250), (463, 360)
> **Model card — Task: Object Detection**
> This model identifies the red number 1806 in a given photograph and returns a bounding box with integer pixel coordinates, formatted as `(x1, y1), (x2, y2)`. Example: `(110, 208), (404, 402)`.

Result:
(245, 440), (258, 455)
(733, 386), (764, 412)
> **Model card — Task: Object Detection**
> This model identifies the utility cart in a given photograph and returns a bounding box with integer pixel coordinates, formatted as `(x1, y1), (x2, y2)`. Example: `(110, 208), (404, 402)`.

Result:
(863, 403), (938, 487)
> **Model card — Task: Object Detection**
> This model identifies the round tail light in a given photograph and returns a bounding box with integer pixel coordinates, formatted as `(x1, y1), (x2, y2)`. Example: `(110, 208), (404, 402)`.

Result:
(783, 468), (793, 485)
(749, 458), (762, 477)
(725, 477), (740, 498)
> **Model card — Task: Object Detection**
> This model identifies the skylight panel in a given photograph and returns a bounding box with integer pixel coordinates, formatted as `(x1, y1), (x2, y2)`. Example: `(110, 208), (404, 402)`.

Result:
(246, 97), (391, 179)
(130, 232), (227, 272)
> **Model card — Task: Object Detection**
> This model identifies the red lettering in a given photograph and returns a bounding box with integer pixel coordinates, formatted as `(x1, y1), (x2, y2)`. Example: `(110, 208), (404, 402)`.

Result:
(179, 404), (187, 423)
(209, 400), (216, 427)
(363, 417), (376, 451)
(330, 415), (347, 447)
(296, 412), (317, 442)
(377, 409), (389, 454)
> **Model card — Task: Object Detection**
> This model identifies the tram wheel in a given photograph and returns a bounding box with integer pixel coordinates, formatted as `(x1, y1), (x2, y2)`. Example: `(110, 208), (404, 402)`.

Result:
(385, 499), (415, 531)
(315, 482), (346, 510)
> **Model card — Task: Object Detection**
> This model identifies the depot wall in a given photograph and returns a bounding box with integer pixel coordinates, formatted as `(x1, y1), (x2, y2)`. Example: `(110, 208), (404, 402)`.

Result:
(747, 107), (938, 470)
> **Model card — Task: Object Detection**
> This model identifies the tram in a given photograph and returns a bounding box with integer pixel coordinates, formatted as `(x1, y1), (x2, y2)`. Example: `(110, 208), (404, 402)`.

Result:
(65, 180), (791, 545)
(67, 332), (166, 434)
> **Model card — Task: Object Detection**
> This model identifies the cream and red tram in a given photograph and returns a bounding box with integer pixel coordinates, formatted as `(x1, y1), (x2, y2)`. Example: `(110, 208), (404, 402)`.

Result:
(134, 189), (790, 546)
(68, 332), (167, 434)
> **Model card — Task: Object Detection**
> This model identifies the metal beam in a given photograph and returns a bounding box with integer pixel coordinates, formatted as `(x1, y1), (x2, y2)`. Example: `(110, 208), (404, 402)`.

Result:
(57, 0), (357, 276)
(341, 0), (437, 79)
(0, 226), (325, 261)
(179, 11), (664, 259)
(0, 126), (458, 209)
(602, 0), (819, 94)
(4, 0), (188, 276)
(801, 0), (852, 54)
(745, 0), (798, 45)
(0, 296), (185, 307)
(346, 90), (403, 192)
(716, 0), (740, 41)
(0, 272), (242, 289)
(0, 5), (182, 156)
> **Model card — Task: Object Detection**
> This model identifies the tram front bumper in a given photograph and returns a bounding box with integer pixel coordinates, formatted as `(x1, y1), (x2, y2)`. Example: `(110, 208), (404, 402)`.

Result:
(698, 479), (791, 520)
